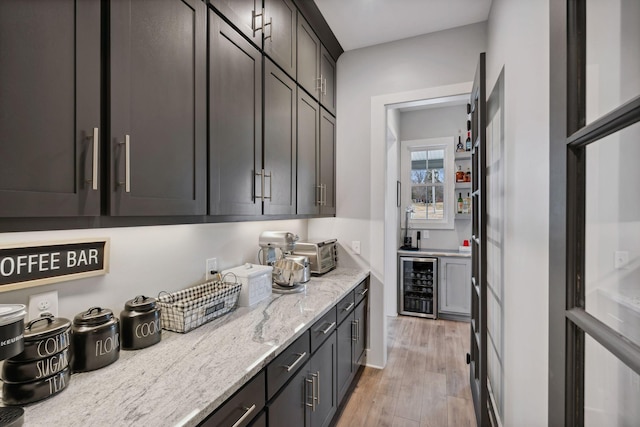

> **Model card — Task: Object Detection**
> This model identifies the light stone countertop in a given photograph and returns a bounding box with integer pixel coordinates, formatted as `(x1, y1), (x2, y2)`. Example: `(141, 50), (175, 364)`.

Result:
(397, 248), (471, 258)
(4, 267), (369, 427)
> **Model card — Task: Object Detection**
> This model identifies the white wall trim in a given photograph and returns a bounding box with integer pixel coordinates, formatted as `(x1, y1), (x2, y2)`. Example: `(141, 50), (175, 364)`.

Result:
(369, 82), (472, 368)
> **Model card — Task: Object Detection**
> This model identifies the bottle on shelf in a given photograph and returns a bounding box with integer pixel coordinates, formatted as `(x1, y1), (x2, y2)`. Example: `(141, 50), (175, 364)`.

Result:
(465, 167), (471, 182)
(466, 131), (472, 151)
(456, 165), (465, 182)
(457, 192), (464, 214)
(465, 192), (472, 214)
(456, 135), (465, 152)
(463, 192), (470, 214)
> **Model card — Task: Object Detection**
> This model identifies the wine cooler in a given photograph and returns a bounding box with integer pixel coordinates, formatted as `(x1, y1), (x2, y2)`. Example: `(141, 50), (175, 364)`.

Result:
(398, 256), (438, 318)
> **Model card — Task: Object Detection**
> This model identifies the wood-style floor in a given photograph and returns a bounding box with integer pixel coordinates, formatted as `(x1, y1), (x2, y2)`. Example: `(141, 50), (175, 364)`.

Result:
(336, 316), (477, 427)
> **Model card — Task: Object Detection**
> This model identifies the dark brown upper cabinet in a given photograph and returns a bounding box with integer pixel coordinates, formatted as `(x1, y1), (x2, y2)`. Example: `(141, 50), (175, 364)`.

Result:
(296, 90), (335, 216)
(320, 46), (337, 116)
(264, 59), (297, 215)
(296, 90), (321, 215)
(263, 0), (297, 79)
(109, 0), (206, 216)
(208, 0), (262, 48)
(297, 14), (321, 101)
(209, 10), (263, 217)
(0, 0), (101, 217)
(297, 13), (336, 116)
(319, 108), (336, 215)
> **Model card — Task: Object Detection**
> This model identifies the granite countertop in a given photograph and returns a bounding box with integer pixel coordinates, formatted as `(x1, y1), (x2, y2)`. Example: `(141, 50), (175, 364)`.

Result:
(397, 248), (471, 258)
(4, 267), (369, 427)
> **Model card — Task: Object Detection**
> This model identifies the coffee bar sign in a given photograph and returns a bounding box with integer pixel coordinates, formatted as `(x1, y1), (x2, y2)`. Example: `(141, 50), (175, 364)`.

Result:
(0, 239), (110, 292)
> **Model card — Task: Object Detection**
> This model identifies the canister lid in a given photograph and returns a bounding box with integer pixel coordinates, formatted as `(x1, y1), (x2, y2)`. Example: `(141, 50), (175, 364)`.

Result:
(222, 263), (272, 279)
(0, 304), (26, 327)
(124, 295), (156, 312)
(24, 314), (71, 339)
(73, 307), (114, 326)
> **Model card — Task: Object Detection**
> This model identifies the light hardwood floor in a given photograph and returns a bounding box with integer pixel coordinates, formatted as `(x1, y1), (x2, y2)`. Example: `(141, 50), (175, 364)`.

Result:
(336, 316), (477, 427)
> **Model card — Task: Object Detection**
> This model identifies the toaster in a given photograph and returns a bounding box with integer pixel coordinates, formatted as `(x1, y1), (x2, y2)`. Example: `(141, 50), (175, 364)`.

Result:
(293, 238), (337, 275)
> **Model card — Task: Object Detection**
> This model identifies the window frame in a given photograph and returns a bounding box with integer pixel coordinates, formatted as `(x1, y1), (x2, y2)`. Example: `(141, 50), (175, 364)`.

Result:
(400, 137), (455, 230)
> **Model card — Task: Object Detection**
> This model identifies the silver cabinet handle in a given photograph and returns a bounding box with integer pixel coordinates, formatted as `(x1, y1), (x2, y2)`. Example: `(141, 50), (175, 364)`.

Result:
(254, 169), (264, 201)
(313, 371), (320, 406)
(87, 127), (99, 190)
(316, 76), (323, 93)
(282, 351), (306, 372)
(343, 302), (354, 312)
(355, 319), (360, 342)
(320, 321), (336, 335)
(264, 170), (272, 200)
(322, 77), (327, 97)
(359, 288), (369, 297)
(351, 321), (357, 342)
(118, 135), (131, 193)
(231, 404), (256, 427)
(251, 9), (262, 36)
(254, 169), (271, 201)
(316, 184), (323, 205)
(322, 184), (327, 206)
(305, 376), (314, 409)
(264, 16), (273, 41)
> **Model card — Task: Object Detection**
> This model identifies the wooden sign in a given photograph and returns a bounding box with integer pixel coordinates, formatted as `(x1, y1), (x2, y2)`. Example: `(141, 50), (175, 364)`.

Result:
(0, 238), (110, 292)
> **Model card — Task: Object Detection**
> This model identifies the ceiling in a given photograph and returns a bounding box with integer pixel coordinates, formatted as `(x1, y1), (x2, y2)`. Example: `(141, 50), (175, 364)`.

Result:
(313, 0), (492, 52)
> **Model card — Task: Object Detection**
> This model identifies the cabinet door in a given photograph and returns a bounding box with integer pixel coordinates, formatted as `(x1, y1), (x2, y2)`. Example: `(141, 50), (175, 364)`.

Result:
(296, 90), (320, 215)
(263, 59), (297, 215)
(319, 108), (336, 215)
(439, 257), (472, 315)
(319, 46), (336, 116)
(354, 300), (367, 367)
(263, 0), (297, 78)
(109, 0), (206, 216)
(296, 14), (321, 100)
(0, 0), (100, 217)
(336, 312), (354, 404)
(309, 332), (337, 427)
(209, 0), (262, 47)
(268, 360), (310, 427)
(209, 11), (263, 216)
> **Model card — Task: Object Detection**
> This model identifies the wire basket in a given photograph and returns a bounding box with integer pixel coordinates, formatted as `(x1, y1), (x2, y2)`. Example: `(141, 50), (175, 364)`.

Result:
(157, 276), (241, 333)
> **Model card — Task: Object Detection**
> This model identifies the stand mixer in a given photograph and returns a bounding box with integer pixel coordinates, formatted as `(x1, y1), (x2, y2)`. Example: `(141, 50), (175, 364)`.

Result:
(257, 231), (310, 293)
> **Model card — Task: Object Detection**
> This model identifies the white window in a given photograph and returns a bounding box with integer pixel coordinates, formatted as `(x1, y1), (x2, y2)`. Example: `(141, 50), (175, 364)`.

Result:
(400, 137), (455, 230)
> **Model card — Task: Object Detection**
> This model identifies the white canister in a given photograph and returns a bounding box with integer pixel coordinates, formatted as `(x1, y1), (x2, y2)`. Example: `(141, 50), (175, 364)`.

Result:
(221, 264), (273, 307)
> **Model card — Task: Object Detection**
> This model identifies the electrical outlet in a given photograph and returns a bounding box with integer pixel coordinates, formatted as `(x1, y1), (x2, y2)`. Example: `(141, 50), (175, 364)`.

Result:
(422, 230), (429, 239)
(206, 258), (218, 280)
(352, 241), (361, 255)
(614, 251), (629, 269)
(28, 290), (58, 320)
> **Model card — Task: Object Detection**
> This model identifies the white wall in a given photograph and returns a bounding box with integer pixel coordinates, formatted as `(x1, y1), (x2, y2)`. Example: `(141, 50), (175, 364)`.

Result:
(400, 105), (473, 249)
(486, 0), (550, 425)
(309, 21), (487, 368)
(0, 220), (308, 320)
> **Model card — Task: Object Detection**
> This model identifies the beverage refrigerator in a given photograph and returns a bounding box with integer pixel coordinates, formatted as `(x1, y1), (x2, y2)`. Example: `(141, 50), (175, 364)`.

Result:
(398, 256), (437, 318)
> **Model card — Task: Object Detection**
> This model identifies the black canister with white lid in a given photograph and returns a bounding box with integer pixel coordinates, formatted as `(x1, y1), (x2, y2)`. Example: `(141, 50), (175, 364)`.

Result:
(120, 295), (161, 350)
(71, 307), (119, 372)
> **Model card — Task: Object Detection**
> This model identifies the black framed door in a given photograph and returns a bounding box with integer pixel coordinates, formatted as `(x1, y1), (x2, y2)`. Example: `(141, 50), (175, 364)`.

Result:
(469, 52), (489, 427)
(549, 0), (640, 425)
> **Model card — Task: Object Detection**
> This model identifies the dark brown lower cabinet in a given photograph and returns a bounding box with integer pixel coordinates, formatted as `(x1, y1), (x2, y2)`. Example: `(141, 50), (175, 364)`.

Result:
(200, 371), (265, 427)
(310, 331), (337, 427)
(268, 332), (336, 427)
(200, 279), (368, 427)
(336, 283), (368, 403)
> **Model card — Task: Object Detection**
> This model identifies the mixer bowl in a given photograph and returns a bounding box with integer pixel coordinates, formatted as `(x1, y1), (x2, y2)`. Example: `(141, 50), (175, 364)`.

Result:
(272, 258), (307, 287)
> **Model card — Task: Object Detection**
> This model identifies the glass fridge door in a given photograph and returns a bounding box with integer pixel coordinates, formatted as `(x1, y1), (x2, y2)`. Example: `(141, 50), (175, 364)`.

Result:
(399, 256), (437, 318)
